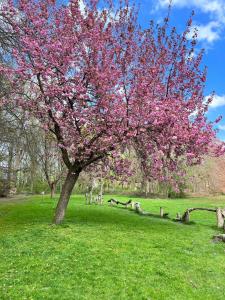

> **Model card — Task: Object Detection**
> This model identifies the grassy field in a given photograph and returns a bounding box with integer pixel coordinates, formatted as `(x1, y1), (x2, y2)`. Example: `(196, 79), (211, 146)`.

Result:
(0, 194), (224, 300)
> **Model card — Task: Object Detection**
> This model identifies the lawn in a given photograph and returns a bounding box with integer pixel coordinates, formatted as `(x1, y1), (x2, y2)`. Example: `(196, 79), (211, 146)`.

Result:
(0, 195), (224, 300)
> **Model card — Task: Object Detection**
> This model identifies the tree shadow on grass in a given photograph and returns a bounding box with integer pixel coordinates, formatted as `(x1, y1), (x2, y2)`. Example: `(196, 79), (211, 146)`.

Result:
(0, 200), (217, 234)
(0, 202), (54, 228)
(0, 200), (161, 231)
(65, 205), (179, 232)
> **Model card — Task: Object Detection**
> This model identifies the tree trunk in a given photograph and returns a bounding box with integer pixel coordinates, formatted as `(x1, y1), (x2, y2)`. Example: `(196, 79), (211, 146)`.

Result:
(53, 170), (80, 224)
(90, 187), (93, 204)
(99, 176), (104, 204)
(50, 182), (56, 199)
(6, 145), (14, 195)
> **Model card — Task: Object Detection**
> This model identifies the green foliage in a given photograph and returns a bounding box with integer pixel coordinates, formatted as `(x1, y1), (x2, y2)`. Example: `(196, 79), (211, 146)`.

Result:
(0, 195), (224, 299)
(31, 179), (50, 194)
(16, 178), (50, 194)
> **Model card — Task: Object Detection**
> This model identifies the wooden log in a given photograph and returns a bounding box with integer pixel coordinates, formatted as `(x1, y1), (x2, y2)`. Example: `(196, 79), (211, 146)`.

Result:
(134, 202), (165, 217)
(134, 202), (143, 214)
(222, 209), (225, 232)
(108, 199), (133, 207)
(108, 199), (169, 218)
(181, 207), (217, 223)
(222, 209), (225, 218)
(176, 213), (181, 220)
(173, 212), (182, 222)
(216, 208), (224, 229)
(108, 198), (118, 206)
(160, 207), (164, 218)
(182, 210), (190, 223)
(126, 200), (133, 208)
(186, 207), (217, 213)
(116, 199), (132, 206)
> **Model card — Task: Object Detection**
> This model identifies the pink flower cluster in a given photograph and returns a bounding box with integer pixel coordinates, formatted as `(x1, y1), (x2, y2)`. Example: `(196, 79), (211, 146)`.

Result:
(0, 0), (223, 185)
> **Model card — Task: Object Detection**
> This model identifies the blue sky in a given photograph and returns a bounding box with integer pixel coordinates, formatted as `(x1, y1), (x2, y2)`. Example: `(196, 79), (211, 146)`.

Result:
(139, 0), (225, 141)
(62, 0), (225, 140)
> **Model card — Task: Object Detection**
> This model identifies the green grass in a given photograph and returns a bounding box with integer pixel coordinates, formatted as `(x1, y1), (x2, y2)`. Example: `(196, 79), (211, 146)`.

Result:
(0, 194), (224, 300)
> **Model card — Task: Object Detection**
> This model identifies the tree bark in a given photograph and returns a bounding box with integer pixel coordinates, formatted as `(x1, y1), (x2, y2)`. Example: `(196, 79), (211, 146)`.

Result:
(53, 170), (80, 224)
(50, 182), (56, 199)
(99, 177), (104, 205)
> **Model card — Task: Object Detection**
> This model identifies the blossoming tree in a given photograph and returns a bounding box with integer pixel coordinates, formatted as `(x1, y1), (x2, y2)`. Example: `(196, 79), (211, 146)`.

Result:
(0, 0), (221, 223)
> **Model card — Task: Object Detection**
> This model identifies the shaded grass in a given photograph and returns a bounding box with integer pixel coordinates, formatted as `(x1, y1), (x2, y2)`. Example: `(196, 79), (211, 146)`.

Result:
(0, 194), (224, 300)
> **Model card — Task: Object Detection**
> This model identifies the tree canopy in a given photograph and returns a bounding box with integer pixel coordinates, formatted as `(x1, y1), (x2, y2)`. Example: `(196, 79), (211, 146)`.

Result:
(0, 0), (223, 223)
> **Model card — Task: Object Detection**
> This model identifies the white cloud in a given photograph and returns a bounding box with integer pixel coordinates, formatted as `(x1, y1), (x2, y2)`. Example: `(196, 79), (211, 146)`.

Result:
(68, 0), (86, 14)
(158, 0), (225, 16)
(218, 124), (225, 131)
(79, 0), (86, 14)
(157, 0), (225, 44)
(205, 94), (225, 108)
(188, 21), (220, 43)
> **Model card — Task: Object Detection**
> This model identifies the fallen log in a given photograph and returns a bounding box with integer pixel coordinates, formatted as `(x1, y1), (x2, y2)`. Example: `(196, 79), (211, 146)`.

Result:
(117, 199), (133, 206)
(108, 200), (169, 218)
(134, 202), (169, 218)
(134, 202), (147, 215)
(125, 200), (135, 209)
(108, 198), (118, 206)
(181, 207), (225, 229)
(107, 199), (134, 208)
(181, 207), (217, 223)
(216, 208), (225, 229)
